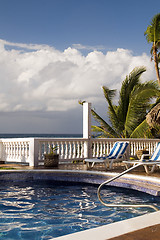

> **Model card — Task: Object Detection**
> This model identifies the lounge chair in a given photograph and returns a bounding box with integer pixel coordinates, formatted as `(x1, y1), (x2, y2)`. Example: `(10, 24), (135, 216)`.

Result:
(123, 142), (160, 174)
(84, 141), (129, 169)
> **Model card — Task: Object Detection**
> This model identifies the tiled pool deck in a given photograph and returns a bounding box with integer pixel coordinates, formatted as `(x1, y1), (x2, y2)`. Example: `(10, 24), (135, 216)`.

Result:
(1, 161), (160, 239)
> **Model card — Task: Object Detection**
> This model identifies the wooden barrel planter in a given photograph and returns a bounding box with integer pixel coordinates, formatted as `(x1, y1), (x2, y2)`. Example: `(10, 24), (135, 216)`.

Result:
(44, 154), (59, 168)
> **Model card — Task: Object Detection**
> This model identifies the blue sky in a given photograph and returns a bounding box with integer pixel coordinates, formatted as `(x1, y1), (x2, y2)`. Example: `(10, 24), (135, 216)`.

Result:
(0, 0), (158, 53)
(0, 0), (159, 134)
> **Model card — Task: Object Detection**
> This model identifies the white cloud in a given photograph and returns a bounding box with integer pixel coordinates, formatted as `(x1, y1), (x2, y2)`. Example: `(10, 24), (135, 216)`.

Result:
(0, 39), (156, 112)
(72, 43), (105, 51)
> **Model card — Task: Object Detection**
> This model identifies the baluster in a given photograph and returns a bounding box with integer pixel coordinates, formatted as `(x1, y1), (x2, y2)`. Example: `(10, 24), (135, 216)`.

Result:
(102, 141), (105, 156)
(27, 142), (30, 158)
(77, 142), (80, 158)
(56, 142), (60, 155)
(5, 143), (9, 159)
(92, 142), (96, 157)
(105, 142), (109, 155)
(15, 142), (17, 160)
(14, 142), (17, 160)
(133, 142), (136, 156)
(150, 142), (153, 155)
(10, 143), (12, 159)
(6, 143), (9, 159)
(68, 141), (71, 159)
(71, 141), (74, 159)
(48, 142), (51, 153)
(61, 142), (64, 159)
(10, 142), (12, 159)
(22, 142), (25, 160)
(23, 142), (26, 160)
(81, 141), (84, 159)
(39, 142), (43, 161)
(18, 143), (20, 160)
(17, 142), (20, 159)
(108, 142), (112, 155)
(26, 142), (28, 160)
(72, 141), (76, 159)
(25, 142), (29, 160)
(16, 142), (19, 160)
(64, 141), (68, 159)
(44, 142), (47, 155)
(95, 142), (98, 157)
(99, 141), (103, 156)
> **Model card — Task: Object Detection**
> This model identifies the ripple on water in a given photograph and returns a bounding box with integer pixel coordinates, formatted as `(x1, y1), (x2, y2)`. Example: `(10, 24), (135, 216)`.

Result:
(0, 181), (159, 239)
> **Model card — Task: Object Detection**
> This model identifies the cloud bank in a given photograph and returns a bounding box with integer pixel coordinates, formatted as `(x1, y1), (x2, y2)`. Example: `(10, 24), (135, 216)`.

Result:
(0, 39), (156, 112)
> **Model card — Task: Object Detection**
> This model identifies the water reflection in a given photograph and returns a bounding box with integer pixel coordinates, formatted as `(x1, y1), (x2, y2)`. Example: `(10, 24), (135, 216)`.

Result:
(0, 181), (159, 239)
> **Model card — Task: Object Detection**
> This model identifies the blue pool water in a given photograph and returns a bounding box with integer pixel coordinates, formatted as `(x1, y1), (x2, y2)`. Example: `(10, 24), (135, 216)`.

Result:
(0, 181), (159, 240)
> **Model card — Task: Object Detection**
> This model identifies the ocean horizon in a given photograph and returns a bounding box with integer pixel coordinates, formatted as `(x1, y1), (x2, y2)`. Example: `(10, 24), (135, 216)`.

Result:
(0, 133), (83, 138)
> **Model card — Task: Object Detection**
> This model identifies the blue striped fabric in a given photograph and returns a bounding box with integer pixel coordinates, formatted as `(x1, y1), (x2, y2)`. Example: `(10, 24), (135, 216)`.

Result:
(150, 142), (160, 161)
(107, 142), (129, 159)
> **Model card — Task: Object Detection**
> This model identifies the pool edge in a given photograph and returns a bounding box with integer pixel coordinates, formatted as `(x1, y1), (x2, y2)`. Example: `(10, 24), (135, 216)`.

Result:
(53, 211), (160, 240)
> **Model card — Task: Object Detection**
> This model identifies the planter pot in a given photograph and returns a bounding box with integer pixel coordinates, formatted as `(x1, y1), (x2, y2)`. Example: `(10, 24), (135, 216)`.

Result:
(44, 154), (59, 168)
(136, 150), (149, 160)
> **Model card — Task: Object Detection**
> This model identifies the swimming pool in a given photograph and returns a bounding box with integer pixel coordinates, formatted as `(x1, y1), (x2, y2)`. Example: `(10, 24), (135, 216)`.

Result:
(0, 181), (159, 239)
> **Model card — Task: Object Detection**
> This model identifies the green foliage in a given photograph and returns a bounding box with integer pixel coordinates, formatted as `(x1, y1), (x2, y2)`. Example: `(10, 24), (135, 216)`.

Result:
(144, 13), (160, 45)
(46, 146), (59, 156)
(144, 13), (160, 83)
(91, 67), (160, 138)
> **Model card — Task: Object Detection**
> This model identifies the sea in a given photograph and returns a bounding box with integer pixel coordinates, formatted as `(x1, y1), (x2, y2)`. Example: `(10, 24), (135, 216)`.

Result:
(0, 133), (83, 139)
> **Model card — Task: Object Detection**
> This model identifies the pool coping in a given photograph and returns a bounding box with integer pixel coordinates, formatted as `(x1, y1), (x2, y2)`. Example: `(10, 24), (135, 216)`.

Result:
(53, 211), (160, 240)
(0, 169), (160, 239)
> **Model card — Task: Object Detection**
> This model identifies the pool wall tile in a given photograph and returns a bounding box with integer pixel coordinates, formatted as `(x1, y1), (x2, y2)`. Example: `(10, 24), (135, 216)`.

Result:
(0, 170), (160, 196)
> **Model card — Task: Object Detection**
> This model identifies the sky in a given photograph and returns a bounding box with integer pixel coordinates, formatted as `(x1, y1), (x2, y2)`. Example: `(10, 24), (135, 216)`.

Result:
(0, 0), (159, 134)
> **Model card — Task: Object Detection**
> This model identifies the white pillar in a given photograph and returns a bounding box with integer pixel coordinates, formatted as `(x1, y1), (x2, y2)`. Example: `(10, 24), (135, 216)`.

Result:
(83, 102), (91, 139)
(29, 138), (39, 167)
(83, 102), (92, 159)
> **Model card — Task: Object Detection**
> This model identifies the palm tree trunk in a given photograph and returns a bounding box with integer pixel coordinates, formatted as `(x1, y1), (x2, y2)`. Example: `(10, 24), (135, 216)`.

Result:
(153, 46), (160, 85)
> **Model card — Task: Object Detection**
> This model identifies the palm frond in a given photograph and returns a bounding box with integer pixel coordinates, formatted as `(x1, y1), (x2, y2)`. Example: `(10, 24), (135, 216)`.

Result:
(125, 81), (160, 136)
(91, 109), (120, 138)
(144, 13), (160, 44)
(102, 86), (120, 130)
(118, 66), (146, 131)
(91, 126), (116, 138)
(130, 120), (152, 138)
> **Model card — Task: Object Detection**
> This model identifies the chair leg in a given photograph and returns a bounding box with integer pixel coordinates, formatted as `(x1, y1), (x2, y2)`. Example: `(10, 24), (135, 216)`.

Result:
(86, 162), (90, 169)
(91, 162), (95, 168)
(150, 165), (156, 173)
(144, 165), (156, 174)
(144, 165), (149, 174)
(104, 162), (108, 169)
(109, 160), (113, 169)
(124, 163), (129, 169)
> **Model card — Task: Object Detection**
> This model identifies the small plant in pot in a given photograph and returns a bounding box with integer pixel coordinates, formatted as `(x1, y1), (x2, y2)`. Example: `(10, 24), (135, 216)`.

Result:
(44, 146), (59, 168)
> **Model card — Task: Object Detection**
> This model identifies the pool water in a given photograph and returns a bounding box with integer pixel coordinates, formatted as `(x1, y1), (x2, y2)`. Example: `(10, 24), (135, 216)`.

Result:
(0, 181), (159, 240)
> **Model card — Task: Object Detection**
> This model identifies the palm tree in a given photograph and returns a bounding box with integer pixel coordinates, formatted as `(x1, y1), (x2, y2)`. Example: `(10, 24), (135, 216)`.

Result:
(91, 67), (160, 138)
(144, 13), (160, 85)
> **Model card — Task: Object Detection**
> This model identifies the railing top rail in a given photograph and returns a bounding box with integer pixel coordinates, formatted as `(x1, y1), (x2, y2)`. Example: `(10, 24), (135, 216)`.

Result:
(37, 138), (86, 142)
(0, 137), (160, 141)
(0, 137), (86, 142)
(91, 138), (160, 142)
(0, 138), (32, 142)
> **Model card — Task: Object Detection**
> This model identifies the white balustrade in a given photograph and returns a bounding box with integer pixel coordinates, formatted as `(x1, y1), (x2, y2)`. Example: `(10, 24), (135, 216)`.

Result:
(0, 138), (30, 164)
(0, 137), (159, 167)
